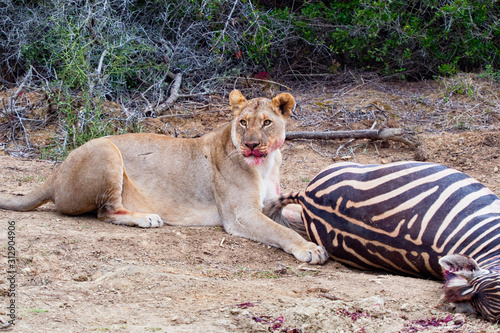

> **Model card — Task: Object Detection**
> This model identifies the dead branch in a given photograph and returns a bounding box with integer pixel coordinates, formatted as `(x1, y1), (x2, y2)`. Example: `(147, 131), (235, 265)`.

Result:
(144, 73), (183, 115)
(158, 108), (221, 119)
(285, 128), (419, 148)
(1, 67), (33, 148)
(3, 66), (33, 117)
(157, 73), (183, 115)
(0, 316), (12, 330)
(8, 66), (33, 104)
(235, 76), (291, 91)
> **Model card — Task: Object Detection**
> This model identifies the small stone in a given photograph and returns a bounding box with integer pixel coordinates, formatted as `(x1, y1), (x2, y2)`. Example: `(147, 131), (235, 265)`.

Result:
(229, 308), (241, 315)
(91, 271), (103, 280)
(413, 148), (428, 161)
(73, 273), (88, 282)
(356, 296), (384, 310)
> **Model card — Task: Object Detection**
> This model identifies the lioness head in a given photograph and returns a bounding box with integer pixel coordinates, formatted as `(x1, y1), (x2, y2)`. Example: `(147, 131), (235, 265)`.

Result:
(229, 90), (295, 166)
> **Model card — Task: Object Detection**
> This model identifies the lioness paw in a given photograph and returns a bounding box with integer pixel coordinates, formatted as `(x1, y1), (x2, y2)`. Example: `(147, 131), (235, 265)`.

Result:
(293, 243), (329, 264)
(137, 214), (164, 228)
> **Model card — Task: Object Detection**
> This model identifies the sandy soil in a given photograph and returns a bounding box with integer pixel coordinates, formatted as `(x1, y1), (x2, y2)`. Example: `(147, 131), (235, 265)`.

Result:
(1, 76), (500, 332)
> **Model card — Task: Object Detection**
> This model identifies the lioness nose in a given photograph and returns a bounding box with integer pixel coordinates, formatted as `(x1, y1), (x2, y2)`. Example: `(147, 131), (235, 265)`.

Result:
(245, 142), (260, 150)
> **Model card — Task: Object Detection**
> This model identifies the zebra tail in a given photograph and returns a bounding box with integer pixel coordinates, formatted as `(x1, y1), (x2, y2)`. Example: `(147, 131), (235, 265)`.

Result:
(263, 192), (308, 238)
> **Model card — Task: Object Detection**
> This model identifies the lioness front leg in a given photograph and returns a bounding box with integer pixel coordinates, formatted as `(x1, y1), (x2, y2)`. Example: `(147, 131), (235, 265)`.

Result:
(223, 208), (328, 264)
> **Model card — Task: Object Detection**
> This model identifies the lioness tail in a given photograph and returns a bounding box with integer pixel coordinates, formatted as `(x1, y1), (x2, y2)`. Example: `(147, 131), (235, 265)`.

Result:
(0, 181), (52, 211)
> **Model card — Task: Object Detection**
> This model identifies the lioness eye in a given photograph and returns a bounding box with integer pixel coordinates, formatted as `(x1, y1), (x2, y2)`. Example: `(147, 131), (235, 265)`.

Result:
(240, 119), (247, 127)
(263, 119), (272, 126)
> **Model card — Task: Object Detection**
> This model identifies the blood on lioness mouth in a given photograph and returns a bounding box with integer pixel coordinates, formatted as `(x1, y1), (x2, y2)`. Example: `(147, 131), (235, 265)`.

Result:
(242, 150), (267, 158)
(241, 149), (267, 165)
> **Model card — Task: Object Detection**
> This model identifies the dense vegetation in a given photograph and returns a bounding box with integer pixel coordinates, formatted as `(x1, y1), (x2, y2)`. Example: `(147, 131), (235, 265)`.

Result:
(2, 1), (498, 87)
(0, 0), (498, 156)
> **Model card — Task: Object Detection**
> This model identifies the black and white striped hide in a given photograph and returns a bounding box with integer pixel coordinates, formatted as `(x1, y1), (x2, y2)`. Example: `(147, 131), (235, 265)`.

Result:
(265, 161), (500, 322)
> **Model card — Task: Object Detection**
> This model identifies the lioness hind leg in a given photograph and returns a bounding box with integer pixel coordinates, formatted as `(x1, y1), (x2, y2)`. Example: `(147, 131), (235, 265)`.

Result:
(52, 138), (163, 228)
(92, 144), (164, 228)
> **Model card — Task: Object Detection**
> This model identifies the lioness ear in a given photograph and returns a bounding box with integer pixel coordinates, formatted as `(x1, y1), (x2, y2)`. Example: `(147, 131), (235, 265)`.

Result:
(271, 93), (295, 118)
(229, 90), (247, 116)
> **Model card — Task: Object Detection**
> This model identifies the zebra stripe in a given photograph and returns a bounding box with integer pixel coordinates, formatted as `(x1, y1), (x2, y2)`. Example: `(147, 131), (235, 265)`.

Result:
(270, 161), (500, 322)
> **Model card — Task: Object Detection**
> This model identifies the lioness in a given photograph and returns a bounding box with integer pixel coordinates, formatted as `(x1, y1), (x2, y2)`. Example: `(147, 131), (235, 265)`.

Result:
(0, 90), (328, 264)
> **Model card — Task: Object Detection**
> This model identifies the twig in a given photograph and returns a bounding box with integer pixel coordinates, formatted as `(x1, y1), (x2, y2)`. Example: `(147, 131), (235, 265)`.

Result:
(142, 71), (171, 97)
(191, 76), (291, 92)
(334, 138), (355, 159)
(319, 293), (342, 301)
(1, 100), (16, 144)
(297, 263), (321, 271)
(235, 77), (291, 91)
(0, 317), (12, 330)
(339, 73), (380, 97)
(7, 66), (33, 106)
(96, 49), (108, 75)
(12, 106), (30, 148)
(212, 0), (239, 52)
(1, 67), (34, 148)
(158, 108), (221, 119)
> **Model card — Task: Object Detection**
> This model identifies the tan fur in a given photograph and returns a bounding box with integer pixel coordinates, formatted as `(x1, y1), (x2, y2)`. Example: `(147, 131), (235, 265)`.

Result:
(0, 90), (328, 264)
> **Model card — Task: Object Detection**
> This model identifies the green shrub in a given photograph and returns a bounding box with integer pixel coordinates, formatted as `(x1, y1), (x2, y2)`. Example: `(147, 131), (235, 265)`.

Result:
(5, 0), (498, 86)
(41, 84), (142, 159)
(19, 2), (170, 95)
(267, 0), (499, 77)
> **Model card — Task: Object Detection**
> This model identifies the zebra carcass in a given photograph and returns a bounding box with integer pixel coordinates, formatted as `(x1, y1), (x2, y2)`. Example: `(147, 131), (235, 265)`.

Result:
(265, 161), (500, 322)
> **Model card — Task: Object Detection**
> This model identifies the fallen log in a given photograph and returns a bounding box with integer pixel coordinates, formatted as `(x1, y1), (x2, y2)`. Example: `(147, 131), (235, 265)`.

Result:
(285, 128), (419, 148)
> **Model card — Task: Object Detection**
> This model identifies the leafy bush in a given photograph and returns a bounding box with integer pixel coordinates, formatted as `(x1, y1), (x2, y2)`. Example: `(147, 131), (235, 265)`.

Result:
(269, 0), (499, 77)
(2, 1), (288, 91)
(3, 0), (497, 89)
(40, 84), (142, 159)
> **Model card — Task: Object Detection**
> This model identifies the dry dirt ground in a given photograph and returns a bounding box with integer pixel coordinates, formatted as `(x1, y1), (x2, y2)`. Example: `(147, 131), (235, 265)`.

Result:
(1, 75), (500, 332)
